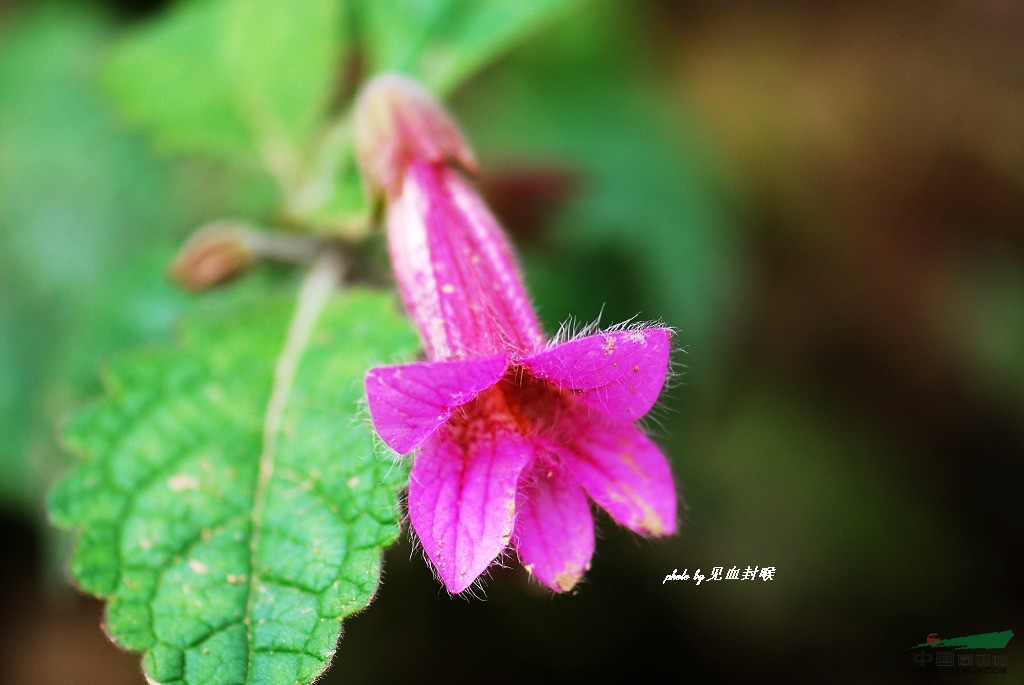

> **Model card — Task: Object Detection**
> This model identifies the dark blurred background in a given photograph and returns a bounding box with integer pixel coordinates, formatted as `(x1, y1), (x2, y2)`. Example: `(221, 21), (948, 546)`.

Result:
(1, 0), (1022, 682)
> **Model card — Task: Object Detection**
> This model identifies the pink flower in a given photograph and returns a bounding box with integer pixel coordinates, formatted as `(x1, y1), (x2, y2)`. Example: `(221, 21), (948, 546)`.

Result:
(356, 75), (677, 594)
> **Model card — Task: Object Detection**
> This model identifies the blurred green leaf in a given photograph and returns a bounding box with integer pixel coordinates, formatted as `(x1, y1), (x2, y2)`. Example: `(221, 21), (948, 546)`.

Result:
(0, 6), (190, 512)
(360, 0), (580, 95)
(49, 286), (419, 685)
(453, 2), (742, 390)
(298, 0), (580, 231)
(104, 0), (247, 158)
(300, 148), (369, 235)
(224, 0), (343, 150)
(947, 251), (1024, 418)
(105, 0), (344, 170)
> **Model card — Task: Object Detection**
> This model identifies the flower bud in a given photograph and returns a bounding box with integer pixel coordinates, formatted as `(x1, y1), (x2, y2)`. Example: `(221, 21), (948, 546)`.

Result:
(353, 73), (476, 201)
(169, 222), (253, 291)
(354, 74), (541, 360)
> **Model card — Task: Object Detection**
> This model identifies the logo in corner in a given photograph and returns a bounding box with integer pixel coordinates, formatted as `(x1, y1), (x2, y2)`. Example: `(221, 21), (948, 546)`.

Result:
(909, 630), (1013, 674)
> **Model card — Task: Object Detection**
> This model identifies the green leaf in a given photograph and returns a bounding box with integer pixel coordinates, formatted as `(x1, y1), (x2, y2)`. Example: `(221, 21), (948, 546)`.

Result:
(300, 148), (370, 235)
(0, 5), (190, 512)
(105, 0), (344, 166)
(360, 0), (580, 95)
(48, 281), (419, 685)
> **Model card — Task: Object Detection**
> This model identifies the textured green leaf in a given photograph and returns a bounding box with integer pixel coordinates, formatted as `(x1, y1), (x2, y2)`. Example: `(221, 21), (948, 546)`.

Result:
(48, 283), (419, 685)
(105, 0), (343, 163)
(360, 0), (580, 95)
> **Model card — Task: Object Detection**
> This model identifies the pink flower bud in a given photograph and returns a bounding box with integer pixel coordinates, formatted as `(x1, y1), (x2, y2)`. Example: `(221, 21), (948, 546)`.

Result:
(354, 73), (476, 201)
(169, 222), (253, 291)
(354, 73), (542, 361)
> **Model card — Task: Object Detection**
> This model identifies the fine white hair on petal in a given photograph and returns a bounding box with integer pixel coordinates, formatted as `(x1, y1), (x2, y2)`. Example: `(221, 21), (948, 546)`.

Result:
(461, 574), (490, 602)
(664, 344), (688, 391)
(549, 306), (605, 347)
(354, 397), (411, 483)
(558, 313), (686, 437)
(550, 307), (678, 347)
(641, 338), (687, 439)
(551, 312), (685, 387)
(639, 396), (676, 438)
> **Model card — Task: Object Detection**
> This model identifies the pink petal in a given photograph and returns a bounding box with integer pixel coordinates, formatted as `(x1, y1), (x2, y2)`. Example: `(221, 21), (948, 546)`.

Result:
(514, 459), (594, 593)
(555, 409), (677, 536)
(365, 355), (507, 454)
(408, 392), (535, 593)
(523, 328), (672, 421)
(387, 162), (545, 360)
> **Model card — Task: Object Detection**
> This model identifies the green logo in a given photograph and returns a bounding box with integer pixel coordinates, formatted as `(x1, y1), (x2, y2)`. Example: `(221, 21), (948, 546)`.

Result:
(910, 630), (1014, 650)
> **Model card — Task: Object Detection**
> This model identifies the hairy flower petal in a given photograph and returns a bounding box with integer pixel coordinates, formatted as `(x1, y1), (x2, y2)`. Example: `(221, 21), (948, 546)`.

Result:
(408, 395), (535, 593)
(523, 328), (672, 422)
(388, 162), (545, 360)
(514, 459), (594, 593)
(556, 410), (677, 537)
(365, 355), (507, 453)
